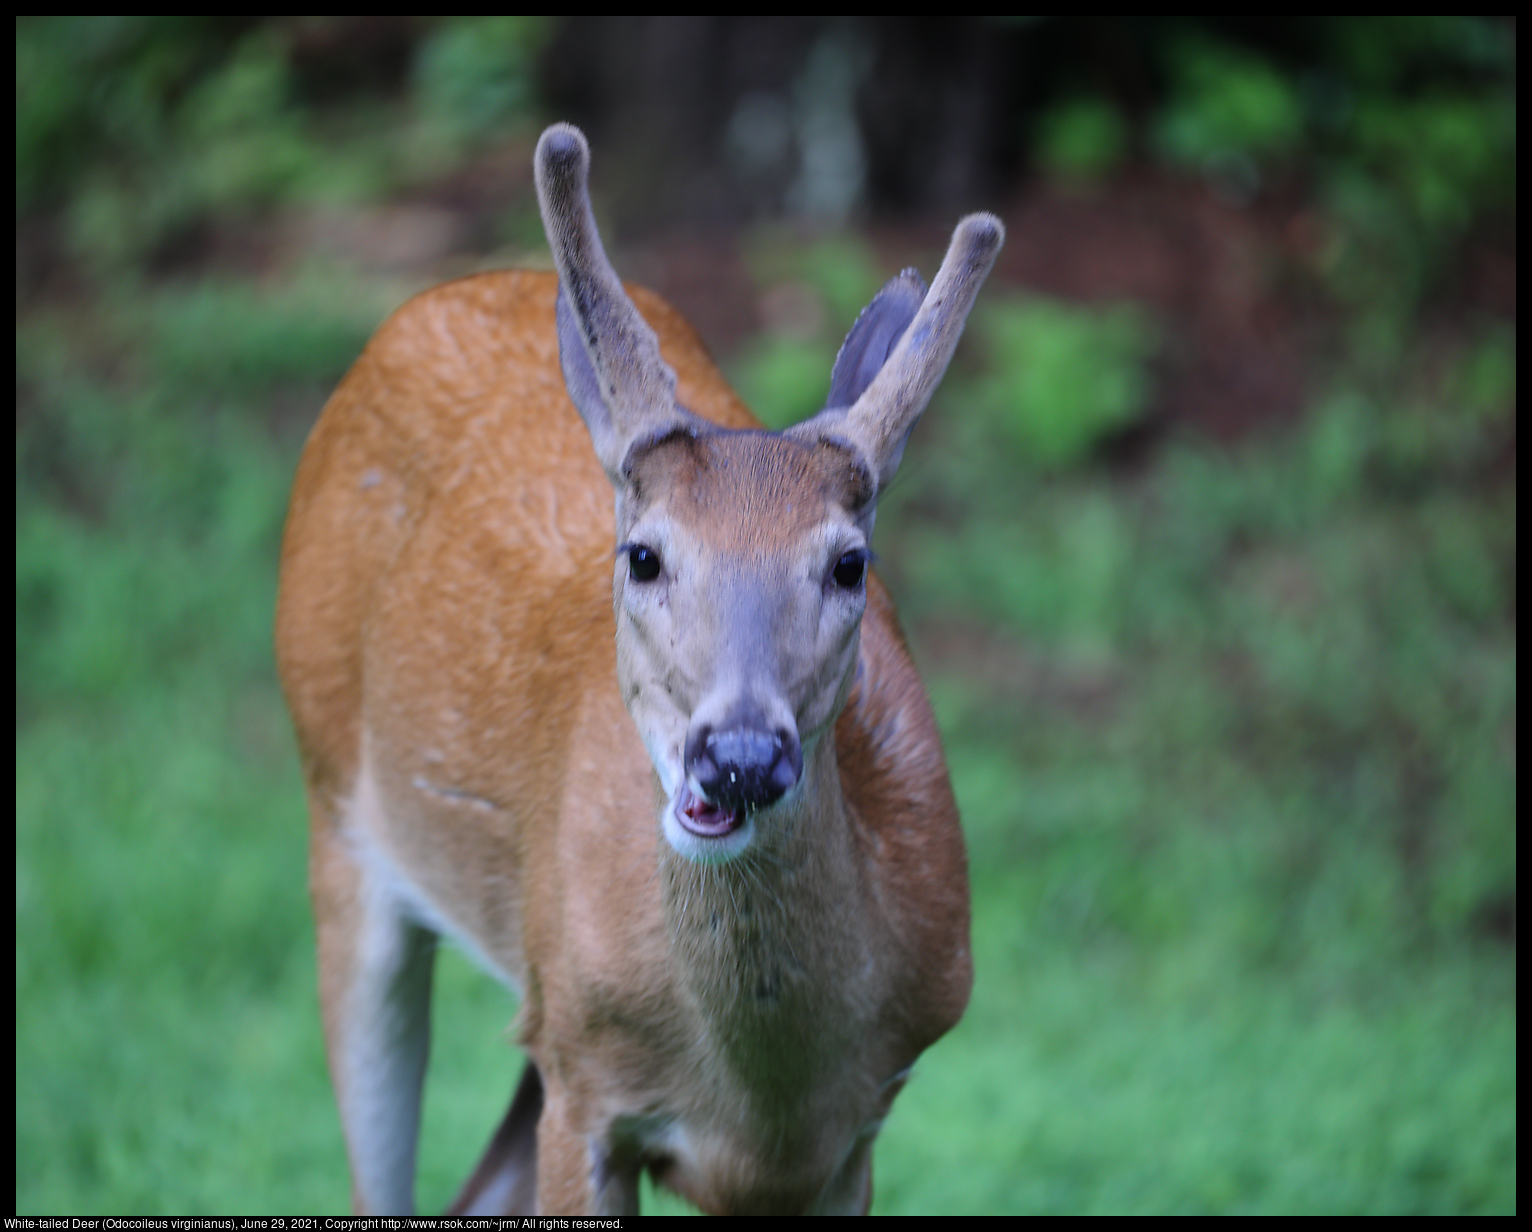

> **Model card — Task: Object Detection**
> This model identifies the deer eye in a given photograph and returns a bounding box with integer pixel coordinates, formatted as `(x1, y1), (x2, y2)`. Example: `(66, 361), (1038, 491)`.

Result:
(627, 544), (661, 582)
(831, 550), (868, 591)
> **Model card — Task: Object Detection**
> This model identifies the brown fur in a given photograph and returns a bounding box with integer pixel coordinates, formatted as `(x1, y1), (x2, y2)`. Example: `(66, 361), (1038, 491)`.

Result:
(278, 268), (972, 1214)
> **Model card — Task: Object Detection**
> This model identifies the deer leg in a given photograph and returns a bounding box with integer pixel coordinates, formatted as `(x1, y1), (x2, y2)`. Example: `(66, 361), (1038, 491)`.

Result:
(535, 1083), (640, 1216)
(311, 821), (436, 1215)
(445, 1059), (544, 1215)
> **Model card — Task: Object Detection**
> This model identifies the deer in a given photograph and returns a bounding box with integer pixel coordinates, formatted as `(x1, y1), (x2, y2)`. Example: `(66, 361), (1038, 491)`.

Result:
(275, 122), (1003, 1216)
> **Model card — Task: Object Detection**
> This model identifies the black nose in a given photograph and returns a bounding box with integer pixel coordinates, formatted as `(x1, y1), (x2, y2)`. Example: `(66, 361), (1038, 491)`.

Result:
(686, 722), (802, 813)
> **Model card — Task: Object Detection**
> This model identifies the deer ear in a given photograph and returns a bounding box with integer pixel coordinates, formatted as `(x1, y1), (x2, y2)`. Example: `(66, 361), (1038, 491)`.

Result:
(824, 270), (926, 410)
(537, 123), (696, 488)
(554, 285), (613, 450)
(790, 213), (1004, 494)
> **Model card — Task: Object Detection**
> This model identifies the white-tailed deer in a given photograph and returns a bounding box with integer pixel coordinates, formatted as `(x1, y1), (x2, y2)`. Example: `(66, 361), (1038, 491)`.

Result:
(276, 123), (1002, 1215)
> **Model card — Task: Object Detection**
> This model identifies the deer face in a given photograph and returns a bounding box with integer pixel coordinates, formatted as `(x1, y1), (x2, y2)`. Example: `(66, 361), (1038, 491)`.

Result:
(612, 430), (874, 863)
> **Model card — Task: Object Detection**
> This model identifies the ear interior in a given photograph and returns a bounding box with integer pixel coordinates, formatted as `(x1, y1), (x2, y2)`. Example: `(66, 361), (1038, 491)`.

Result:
(820, 212), (1005, 493)
(554, 285), (621, 471)
(825, 270), (927, 411)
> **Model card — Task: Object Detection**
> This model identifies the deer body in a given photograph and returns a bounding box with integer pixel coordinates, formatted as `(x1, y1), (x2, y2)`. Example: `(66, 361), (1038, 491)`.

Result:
(277, 125), (1000, 1215)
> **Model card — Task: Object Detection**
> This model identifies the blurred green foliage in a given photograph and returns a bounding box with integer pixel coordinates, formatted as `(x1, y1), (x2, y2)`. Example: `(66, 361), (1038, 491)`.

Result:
(732, 332), (838, 430)
(16, 17), (551, 274)
(971, 297), (1157, 469)
(1152, 33), (1306, 171)
(21, 18), (336, 272)
(1033, 96), (1130, 185)
(731, 232), (893, 427)
(412, 16), (551, 144)
(1027, 18), (1514, 335)
(891, 369), (1515, 948)
(17, 285), (377, 709)
(732, 235), (1161, 471)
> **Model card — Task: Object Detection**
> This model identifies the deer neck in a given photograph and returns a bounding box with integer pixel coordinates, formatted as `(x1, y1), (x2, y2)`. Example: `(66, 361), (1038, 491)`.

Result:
(658, 731), (874, 1091)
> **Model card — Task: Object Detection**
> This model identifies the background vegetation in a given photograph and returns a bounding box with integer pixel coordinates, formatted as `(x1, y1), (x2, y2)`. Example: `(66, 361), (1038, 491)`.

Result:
(17, 17), (1515, 1215)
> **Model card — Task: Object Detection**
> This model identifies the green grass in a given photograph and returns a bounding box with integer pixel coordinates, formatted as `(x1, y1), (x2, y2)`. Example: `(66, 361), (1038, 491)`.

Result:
(16, 233), (1514, 1220)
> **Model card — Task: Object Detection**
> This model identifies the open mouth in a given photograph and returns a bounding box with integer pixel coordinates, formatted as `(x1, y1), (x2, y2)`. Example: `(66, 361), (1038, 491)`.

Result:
(675, 784), (745, 838)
